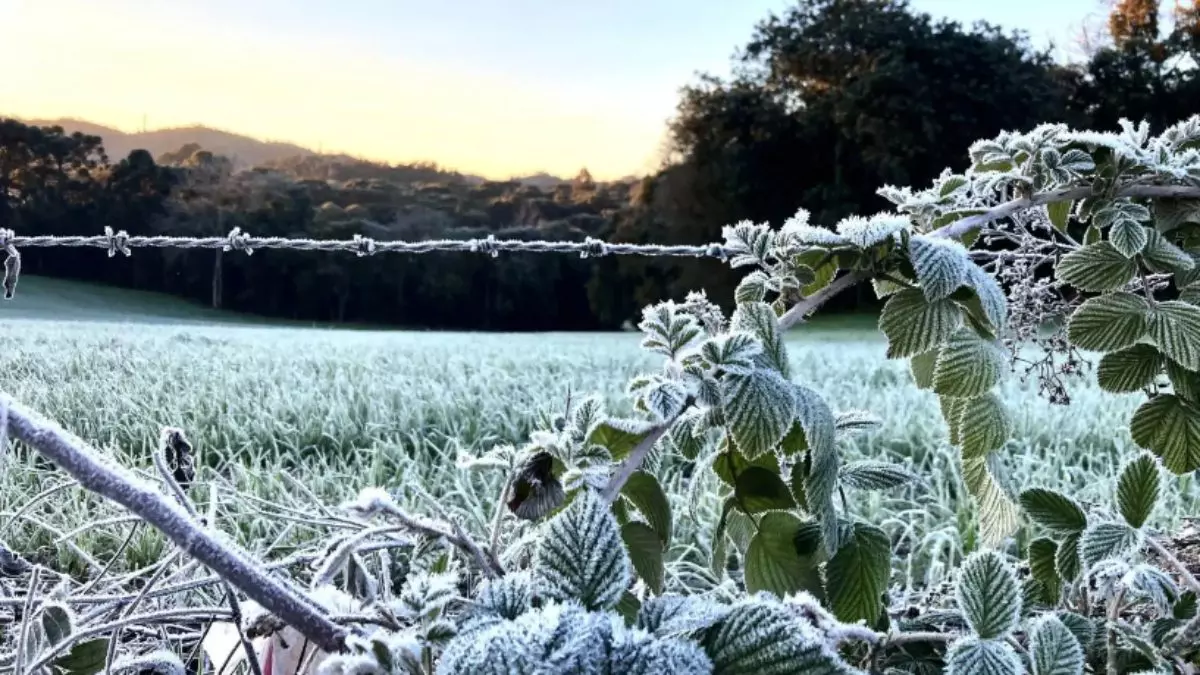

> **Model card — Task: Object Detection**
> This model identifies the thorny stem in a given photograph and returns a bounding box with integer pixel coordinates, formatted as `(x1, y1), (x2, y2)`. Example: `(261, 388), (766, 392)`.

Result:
(0, 393), (349, 654)
(601, 424), (669, 503)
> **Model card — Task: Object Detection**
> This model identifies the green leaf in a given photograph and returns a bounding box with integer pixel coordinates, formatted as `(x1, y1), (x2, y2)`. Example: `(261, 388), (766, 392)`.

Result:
(1181, 282), (1200, 306)
(911, 348), (939, 389)
(743, 512), (823, 599)
(1018, 488), (1088, 534)
(1067, 292), (1151, 352)
(958, 392), (1011, 459)
(1056, 532), (1081, 582)
(1028, 538), (1062, 606)
(1110, 221), (1149, 257)
(588, 419), (657, 461)
(40, 604), (73, 648)
(700, 331), (762, 375)
(1175, 591), (1198, 620)
(879, 288), (963, 359)
(615, 591), (641, 626)
(955, 550), (1023, 639)
(932, 330), (1005, 398)
(734, 466), (797, 513)
(1117, 452), (1161, 529)
(1168, 358), (1200, 402)
(1084, 225), (1102, 245)
(1148, 300), (1200, 371)
(825, 522), (890, 626)
(1130, 394), (1200, 474)
(963, 264), (1008, 331)
(1030, 615), (1085, 675)
(839, 461), (919, 491)
(53, 639), (109, 675)
(621, 471), (673, 547)
(735, 271), (769, 304)
(909, 235), (970, 301)
(704, 596), (854, 674)
(1058, 241), (1139, 292)
(963, 456), (1021, 548)
(795, 384), (841, 554)
(944, 637), (1023, 675)
(1096, 344), (1163, 393)
(621, 522), (665, 595)
(940, 396), (967, 445)
(712, 448), (779, 487)
(731, 302), (790, 376)
(1142, 228), (1195, 274)
(1079, 521), (1141, 566)
(722, 369), (795, 460)
(1047, 201), (1072, 231)
(710, 498), (733, 576)
(535, 489), (632, 611)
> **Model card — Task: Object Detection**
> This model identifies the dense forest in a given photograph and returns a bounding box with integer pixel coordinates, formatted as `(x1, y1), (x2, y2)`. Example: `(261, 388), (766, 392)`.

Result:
(3, 0), (1199, 330)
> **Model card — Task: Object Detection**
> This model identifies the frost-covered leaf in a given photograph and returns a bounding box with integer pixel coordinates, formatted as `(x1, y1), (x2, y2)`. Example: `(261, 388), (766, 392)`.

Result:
(1148, 300), (1200, 371)
(1067, 292), (1151, 352)
(1096, 344), (1163, 393)
(1123, 564), (1178, 613)
(1109, 221), (1149, 257)
(639, 303), (703, 359)
(636, 595), (731, 638)
(909, 235), (970, 301)
(53, 638), (108, 675)
(1028, 538), (1062, 606)
(825, 522), (890, 626)
(712, 447), (780, 487)
(1019, 488), (1088, 534)
(836, 212), (910, 248)
(701, 332), (763, 375)
(945, 636), (1022, 675)
(731, 302), (790, 376)
(608, 623), (715, 674)
(622, 471), (672, 547)
(839, 461), (919, 491)
(1117, 452), (1161, 529)
(722, 369), (795, 460)
(963, 264), (1008, 331)
(1030, 615), (1085, 675)
(622, 521), (665, 594)
(39, 603), (73, 648)
(1079, 521), (1140, 566)
(1154, 198), (1200, 233)
(955, 550), (1022, 639)
(735, 466), (797, 513)
(1056, 532), (1082, 582)
(471, 572), (534, 621)
(911, 348), (939, 389)
(736, 271), (770, 304)
(703, 594), (857, 675)
(1129, 394), (1200, 474)
(1093, 199), (1151, 229)
(833, 410), (882, 435)
(723, 220), (775, 268)
(879, 289), (963, 359)
(644, 379), (688, 421)
(1142, 229), (1195, 274)
(1057, 242), (1139, 292)
(933, 330), (1005, 398)
(958, 393), (1011, 459)
(795, 384), (841, 554)
(963, 456), (1020, 549)
(535, 489), (632, 611)
(588, 418), (657, 461)
(437, 602), (605, 674)
(743, 512), (823, 600)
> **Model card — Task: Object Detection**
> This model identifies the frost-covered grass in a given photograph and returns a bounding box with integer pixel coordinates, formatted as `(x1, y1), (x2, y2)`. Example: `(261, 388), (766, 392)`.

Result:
(0, 310), (1196, 594)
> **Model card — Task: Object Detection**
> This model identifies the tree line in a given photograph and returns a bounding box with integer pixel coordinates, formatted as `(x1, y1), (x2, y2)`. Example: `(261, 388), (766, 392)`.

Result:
(3, 0), (1199, 330)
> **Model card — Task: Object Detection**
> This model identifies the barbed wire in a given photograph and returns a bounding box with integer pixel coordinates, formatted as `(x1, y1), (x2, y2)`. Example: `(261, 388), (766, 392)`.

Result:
(0, 226), (734, 299)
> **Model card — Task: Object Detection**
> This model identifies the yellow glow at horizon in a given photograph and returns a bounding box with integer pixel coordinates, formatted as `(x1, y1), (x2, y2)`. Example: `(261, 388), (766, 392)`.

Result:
(3, 1), (668, 180)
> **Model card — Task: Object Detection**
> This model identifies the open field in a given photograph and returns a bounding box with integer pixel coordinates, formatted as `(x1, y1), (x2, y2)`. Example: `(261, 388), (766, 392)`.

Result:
(1, 276), (1197, 598)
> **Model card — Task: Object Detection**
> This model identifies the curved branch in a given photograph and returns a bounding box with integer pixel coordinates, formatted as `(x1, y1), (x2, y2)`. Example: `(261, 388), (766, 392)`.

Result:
(0, 394), (348, 654)
(602, 425), (670, 503)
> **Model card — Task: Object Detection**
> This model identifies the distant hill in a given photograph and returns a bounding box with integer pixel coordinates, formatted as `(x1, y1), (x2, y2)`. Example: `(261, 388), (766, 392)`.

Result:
(19, 117), (314, 168)
(10, 116), (629, 186)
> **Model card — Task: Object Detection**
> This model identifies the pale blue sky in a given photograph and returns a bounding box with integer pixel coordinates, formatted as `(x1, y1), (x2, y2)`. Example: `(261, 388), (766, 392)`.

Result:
(6, 0), (1119, 178)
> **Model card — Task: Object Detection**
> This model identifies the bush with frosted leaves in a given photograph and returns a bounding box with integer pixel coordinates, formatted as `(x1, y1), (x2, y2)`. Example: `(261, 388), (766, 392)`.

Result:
(6, 116), (1200, 674)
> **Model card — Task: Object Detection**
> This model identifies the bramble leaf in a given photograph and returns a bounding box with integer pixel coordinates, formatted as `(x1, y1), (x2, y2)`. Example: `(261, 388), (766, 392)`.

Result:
(722, 369), (795, 460)
(933, 330), (1005, 398)
(1109, 220), (1148, 257)
(879, 289), (963, 359)
(955, 550), (1022, 639)
(621, 522), (665, 595)
(1030, 615), (1085, 675)
(1148, 300), (1200, 371)
(734, 467), (797, 513)
(1116, 452), (1160, 529)
(1057, 241), (1139, 292)
(622, 471), (673, 547)
(703, 595), (856, 675)
(743, 512), (823, 599)
(839, 461), (920, 491)
(1028, 538), (1061, 606)
(1019, 488), (1088, 534)
(962, 456), (1020, 548)
(731, 302), (790, 375)
(909, 234), (970, 301)
(535, 489), (632, 611)
(945, 637), (1022, 675)
(958, 393), (1011, 459)
(825, 522), (890, 626)
(1129, 394), (1200, 474)
(1096, 344), (1163, 393)
(1066, 292), (1151, 352)
(1079, 521), (1140, 566)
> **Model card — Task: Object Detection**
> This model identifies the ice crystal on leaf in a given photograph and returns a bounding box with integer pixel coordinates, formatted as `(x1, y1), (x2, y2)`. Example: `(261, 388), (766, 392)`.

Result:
(535, 489), (632, 611)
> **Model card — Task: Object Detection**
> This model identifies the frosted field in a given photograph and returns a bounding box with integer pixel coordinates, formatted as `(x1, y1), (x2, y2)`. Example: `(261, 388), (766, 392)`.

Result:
(3, 300), (1196, 593)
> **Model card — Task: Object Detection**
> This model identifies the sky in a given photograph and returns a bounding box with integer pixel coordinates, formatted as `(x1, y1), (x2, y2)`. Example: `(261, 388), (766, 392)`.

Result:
(3, 0), (1116, 180)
